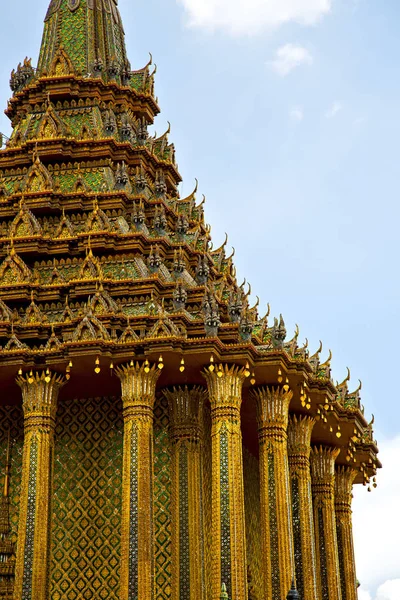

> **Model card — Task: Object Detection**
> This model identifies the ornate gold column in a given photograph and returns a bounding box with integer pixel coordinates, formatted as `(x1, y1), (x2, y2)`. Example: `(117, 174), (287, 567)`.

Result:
(311, 446), (342, 600)
(288, 415), (319, 600)
(164, 386), (206, 600)
(335, 467), (358, 600)
(116, 362), (161, 600)
(203, 364), (247, 600)
(250, 386), (294, 600)
(14, 371), (65, 600)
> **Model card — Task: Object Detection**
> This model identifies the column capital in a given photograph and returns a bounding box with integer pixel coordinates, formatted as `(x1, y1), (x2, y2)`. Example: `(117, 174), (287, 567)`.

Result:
(202, 364), (246, 413)
(288, 414), (315, 457)
(116, 361), (160, 418)
(311, 446), (341, 505)
(335, 466), (358, 512)
(164, 385), (206, 443)
(251, 385), (293, 443)
(311, 446), (341, 481)
(16, 370), (65, 429)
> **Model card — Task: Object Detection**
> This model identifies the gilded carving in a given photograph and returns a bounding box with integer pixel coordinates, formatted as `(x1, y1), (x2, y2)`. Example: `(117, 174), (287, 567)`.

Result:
(203, 365), (248, 600)
(250, 386), (294, 600)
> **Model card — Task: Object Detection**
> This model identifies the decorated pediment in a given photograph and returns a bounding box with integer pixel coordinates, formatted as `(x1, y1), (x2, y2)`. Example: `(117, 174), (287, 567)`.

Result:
(90, 285), (118, 315)
(55, 211), (75, 239)
(3, 334), (28, 352)
(45, 329), (62, 351)
(48, 45), (75, 77)
(37, 104), (67, 139)
(23, 154), (52, 193)
(76, 245), (104, 281)
(9, 201), (42, 238)
(85, 199), (111, 233)
(0, 299), (13, 323)
(22, 296), (47, 325)
(147, 308), (182, 339)
(72, 310), (111, 342)
(0, 245), (32, 286)
(119, 321), (140, 344)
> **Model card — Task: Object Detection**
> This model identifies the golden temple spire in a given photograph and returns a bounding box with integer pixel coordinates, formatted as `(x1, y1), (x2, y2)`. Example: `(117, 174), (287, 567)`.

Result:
(38, 0), (131, 81)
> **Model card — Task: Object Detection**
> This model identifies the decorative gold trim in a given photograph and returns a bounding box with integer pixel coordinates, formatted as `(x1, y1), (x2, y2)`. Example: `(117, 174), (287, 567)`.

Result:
(164, 386), (207, 600)
(288, 415), (319, 600)
(250, 386), (294, 600)
(203, 365), (247, 600)
(335, 467), (358, 600)
(14, 371), (65, 600)
(311, 446), (342, 600)
(116, 362), (160, 600)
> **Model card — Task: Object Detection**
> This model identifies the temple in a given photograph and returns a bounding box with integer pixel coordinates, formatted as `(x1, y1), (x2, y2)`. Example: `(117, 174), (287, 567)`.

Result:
(0, 1), (380, 599)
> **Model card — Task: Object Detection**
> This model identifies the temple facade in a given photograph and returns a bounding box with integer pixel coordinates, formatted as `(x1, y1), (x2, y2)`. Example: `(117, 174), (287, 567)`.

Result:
(0, 1), (380, 600)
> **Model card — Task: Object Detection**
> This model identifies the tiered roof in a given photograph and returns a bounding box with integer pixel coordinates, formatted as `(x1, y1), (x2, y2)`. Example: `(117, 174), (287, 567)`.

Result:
(0, 0), (379, 484)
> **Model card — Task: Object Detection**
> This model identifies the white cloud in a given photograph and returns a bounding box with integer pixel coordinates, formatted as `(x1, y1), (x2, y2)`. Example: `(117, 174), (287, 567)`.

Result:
(359, 591), (372, 600)
(177, 0), (333, 35)
(359, 580), (400, 600)
(353, 436), (400, 596)
(376, 580), (400, 600)
(269, 44), (313, 77)
(325, 101), (343, 118)
(290, 106), (304, 121)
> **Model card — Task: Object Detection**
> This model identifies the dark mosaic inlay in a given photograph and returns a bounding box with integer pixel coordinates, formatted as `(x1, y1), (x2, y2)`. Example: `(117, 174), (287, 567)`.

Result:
(318, 506), (329, 600)
(220, 431), (231, 597)
(268, 453), (280, 599)
(129, 425), (139, 599)
(22, 437), (38, 600)
(179, 445), (190, 599)
(291, 477), (304, 600)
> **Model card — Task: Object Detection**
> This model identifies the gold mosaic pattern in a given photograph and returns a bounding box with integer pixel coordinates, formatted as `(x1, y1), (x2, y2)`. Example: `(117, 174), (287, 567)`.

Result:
(59, 1), (87, 74)
(202, 404), (213, 600)
(153, 395), (172, 600)
(51, 396), (123, 600)
(243, 449), (262, 600)
(0, 405), (24, 545)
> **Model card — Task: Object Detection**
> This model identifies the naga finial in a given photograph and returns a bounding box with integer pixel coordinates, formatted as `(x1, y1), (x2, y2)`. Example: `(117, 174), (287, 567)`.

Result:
(338, 367), (351, 388)
(310, 340), (323, 361)
(320, 349), (332, 367)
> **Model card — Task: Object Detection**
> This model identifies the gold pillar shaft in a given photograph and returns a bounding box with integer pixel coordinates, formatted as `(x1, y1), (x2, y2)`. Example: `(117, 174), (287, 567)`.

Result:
(117, 362), (160, 600)
(14, 371), (65, 600)
(311, 446), (342, 600)
(251, 385), (294, 600)
(203, 364), (247, 600)
(335, 467), (358, 600)
(288, 415), (319, 600)
(164, 386), (206, 600)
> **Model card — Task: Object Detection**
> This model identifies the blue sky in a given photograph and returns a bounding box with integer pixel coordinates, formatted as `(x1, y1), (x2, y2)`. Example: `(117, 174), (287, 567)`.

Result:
(0, 0), (398, 597)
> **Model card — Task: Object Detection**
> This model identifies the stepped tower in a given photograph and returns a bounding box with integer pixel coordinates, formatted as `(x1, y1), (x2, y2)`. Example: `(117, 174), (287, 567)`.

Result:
(0, 1), (380, 600)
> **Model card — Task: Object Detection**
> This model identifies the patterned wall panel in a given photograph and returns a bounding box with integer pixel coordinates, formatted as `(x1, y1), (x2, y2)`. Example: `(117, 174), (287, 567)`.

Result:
(202, 403), (213, 600)
(51, 396), (123, 600)
(0, 405), (24, 545)
(153, 395), (172, 600)
(243, 448), (263, 600)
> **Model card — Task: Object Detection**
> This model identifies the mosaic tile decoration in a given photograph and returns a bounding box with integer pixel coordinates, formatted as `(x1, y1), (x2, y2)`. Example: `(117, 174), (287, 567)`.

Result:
(0, 405), (24, 546)
(51, 396), (123, 600)
(243, 449), (263, 600)
(153, 395), (172, 600)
